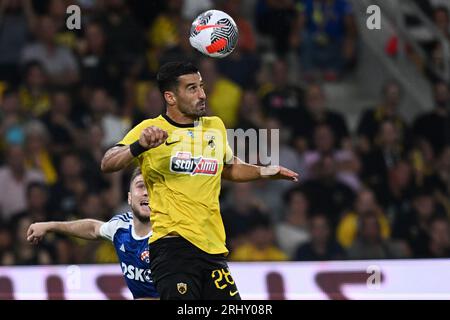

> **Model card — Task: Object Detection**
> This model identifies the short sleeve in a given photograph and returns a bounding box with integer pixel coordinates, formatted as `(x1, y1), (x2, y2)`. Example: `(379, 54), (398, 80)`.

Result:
(224, 142), (234, 164)
(214, 116), (234, 164)
(99, 218), (130, 241)
(116, 120), (151, 146)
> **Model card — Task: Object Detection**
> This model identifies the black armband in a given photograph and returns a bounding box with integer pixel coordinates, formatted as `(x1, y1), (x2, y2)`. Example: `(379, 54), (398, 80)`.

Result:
(129, 140), (147, 157)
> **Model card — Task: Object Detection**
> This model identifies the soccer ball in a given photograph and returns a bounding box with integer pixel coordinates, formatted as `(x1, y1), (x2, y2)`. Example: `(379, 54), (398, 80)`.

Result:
(189, 10), (239, 58)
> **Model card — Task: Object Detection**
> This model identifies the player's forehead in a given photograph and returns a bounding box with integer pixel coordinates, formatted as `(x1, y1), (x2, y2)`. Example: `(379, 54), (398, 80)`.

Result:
(177, 72), (203, 86)
(132, 174), (144, 185)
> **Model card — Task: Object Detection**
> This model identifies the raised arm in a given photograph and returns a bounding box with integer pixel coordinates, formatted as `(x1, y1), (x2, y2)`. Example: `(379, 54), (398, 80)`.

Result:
(27, 219), (104, 244)
(100, 126), (168, 173)
(100, 145), (135, 173)
(221, 156), (299, 182)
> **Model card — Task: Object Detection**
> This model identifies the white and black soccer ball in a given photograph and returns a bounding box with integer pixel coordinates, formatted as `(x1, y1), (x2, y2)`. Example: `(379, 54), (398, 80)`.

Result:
(189, 10), (239, 58)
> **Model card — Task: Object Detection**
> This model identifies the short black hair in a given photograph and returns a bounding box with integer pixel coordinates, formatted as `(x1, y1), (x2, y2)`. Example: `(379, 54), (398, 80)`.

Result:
(156, 61), (199, 94)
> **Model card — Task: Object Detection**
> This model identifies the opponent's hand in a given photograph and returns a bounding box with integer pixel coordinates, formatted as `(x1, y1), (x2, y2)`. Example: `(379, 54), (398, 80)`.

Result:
(26, 223), (50, 245)
(139, 126), (168, 149)
(260, 165), (299, 182)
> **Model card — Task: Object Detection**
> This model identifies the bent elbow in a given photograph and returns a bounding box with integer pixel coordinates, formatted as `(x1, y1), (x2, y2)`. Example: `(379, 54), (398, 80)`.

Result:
(100, 158), (112, 173)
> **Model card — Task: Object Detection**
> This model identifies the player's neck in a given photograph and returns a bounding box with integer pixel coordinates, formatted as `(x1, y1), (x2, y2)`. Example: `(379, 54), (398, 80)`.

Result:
(132, 218), (151, 238)
(165, 108), (198, 125)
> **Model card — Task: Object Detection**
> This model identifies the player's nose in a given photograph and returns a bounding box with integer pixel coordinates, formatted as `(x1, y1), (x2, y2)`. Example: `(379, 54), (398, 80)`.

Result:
(198, 87), (206, 100)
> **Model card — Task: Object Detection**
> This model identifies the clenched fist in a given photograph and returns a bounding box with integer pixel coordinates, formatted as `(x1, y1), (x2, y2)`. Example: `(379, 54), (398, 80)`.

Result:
(139, 126), (168, 149)
(27, 222), (50, 245)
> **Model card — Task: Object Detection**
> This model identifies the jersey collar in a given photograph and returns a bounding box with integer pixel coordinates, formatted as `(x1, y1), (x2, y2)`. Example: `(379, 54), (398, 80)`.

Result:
(129, 212), (152, 240)
(162, 113), (200, 128)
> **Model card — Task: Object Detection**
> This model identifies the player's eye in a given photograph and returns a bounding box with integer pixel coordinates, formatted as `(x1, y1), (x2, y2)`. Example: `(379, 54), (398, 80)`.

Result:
(136, 182), (145, 189)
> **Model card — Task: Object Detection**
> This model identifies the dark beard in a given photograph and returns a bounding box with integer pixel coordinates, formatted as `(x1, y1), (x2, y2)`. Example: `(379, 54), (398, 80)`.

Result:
(186, 109), (206, 117)
(180, 101), (206, 118)
(132, 205), (150, 224)
(134, 213), (150, 224)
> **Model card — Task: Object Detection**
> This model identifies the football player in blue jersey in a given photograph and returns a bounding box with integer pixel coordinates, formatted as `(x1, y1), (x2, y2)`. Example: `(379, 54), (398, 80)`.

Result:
(26, 167), (159, 300)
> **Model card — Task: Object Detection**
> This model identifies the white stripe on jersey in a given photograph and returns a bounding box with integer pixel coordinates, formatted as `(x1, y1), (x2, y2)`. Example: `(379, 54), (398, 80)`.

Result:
(99, 212), (133, 241)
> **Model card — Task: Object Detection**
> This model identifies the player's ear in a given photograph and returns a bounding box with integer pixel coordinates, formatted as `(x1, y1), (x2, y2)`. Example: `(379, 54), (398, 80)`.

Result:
(164, 91), (176, 106)
(128, 192), (131, 205)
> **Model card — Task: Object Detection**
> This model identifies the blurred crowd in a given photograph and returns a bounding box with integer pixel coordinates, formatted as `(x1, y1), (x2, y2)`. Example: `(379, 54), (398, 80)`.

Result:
(0, 0), (449, 265)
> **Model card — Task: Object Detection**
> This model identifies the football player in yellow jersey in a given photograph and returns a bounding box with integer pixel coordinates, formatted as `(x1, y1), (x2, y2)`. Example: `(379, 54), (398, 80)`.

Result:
(101, 61), (298, 300)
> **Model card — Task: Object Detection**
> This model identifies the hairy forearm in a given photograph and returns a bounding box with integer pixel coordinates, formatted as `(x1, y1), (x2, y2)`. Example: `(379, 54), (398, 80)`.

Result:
(101, 145), (134, 173)
(48, 220), (103, 240)
(222, 157), (261, 182)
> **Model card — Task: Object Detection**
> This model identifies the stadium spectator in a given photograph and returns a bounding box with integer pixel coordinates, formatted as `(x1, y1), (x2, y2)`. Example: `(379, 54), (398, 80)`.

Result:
(293, 214), (345, 261)
(147, 0), (184, 73)
(0, 220), (14, 265)
(0, 144), (45, 220)
(421, 216), (450, 258)
(261, 59), (304, 131)
(131, 85), (165, 127)
(360, 119), (407, 206)
(236, 89), (266, 130)
(337, 188), (390, 249)
(301, 154), (355, 226)
(48, 0), (78, 50)
(216, 0), (261, 88)
(357, 80), (410, 154)
(383, 160), (414, 218)
(0, 0), (36, 84)
(198, 58), (243, 128)
(18, 61), (51, 117)
(23, 120), (57, 185)
(21, 15), (79, 86)
(292, 0), (357, 79)
(97, 0), (145, 70)
(433, 6), (450, 41)
(40, 89), (84, 157)
(392, 187), (447, 257)
(10, 214), (53, 265)
(0, 89), (26, 147)
(49, 151), (87, 218)
(158, 18), (198, 68)
(14, 182), (51, 225)
(255, 0), (297, 57)
(230, 214), (288, 261)
(347, 213), (407, 260)
(303, 123), (361, 191)
(413, 81), (450, 158)
(294, 83), (350, 152)
(275, 187), (310, 258)
(82, 88), (130, 149)
(222, 182), (267, 251)
(77, 21), (121, 94)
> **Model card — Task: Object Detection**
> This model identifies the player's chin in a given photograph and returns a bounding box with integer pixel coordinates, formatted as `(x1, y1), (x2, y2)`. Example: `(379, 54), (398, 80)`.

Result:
(139, 205), (151, 216)
(195, 108), (207, 117)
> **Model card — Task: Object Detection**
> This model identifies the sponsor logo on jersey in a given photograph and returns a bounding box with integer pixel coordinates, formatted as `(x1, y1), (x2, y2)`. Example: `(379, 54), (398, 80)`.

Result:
(121, 262), (153, 283)
(170, 152), (218, 176)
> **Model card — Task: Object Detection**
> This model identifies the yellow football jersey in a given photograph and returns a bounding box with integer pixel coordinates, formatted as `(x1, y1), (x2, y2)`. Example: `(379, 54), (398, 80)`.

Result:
(118, 114), (234, 255)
